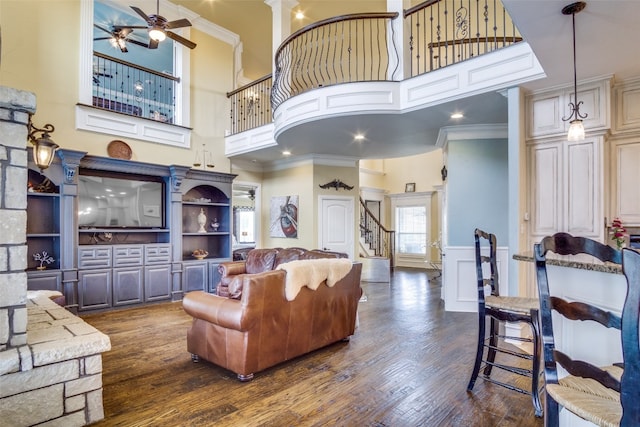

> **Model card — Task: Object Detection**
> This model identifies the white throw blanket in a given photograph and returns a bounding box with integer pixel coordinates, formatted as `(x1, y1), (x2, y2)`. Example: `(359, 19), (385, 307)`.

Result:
(276, 258), (353, 301)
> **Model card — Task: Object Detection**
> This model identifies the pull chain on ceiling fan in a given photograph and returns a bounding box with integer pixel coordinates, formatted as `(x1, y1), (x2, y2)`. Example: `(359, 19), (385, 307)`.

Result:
(114, 0), (197, 50)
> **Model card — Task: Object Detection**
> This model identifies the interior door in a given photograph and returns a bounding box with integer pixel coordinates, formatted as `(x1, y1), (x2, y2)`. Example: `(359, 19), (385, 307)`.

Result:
(319, 196), (354, 259)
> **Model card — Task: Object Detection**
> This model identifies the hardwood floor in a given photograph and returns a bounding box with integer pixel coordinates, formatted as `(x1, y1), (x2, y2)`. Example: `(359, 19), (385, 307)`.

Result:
(81, 268), (544, 426)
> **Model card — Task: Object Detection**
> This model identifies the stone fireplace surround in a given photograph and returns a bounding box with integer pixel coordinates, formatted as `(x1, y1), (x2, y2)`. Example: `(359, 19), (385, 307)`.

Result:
(0, 86), (111, 426)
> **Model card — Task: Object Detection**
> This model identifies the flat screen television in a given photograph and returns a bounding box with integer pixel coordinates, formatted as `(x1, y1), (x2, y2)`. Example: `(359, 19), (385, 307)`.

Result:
(77, 170), (165, 229)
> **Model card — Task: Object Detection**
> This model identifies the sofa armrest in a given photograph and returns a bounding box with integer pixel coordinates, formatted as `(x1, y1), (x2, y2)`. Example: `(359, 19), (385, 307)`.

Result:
(218, 261), (247, 277)
(183, 291), (249, 330)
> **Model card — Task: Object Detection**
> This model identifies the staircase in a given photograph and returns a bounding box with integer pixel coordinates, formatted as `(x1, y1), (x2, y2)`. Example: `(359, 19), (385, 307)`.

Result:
(359, 198), (394, 282)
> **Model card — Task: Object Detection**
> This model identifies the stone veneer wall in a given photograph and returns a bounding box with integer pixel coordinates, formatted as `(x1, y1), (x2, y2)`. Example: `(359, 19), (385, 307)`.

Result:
(0, 86), (111, 426)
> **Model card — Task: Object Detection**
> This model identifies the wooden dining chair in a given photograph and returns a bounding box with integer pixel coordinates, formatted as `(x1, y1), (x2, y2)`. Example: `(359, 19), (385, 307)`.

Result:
(534, 232), (640, 426)
(467, 228), (542, 417)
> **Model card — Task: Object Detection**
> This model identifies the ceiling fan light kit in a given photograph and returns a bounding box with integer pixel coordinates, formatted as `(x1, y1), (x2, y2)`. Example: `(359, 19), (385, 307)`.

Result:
(148, 26), (166, 42)
(123, 1), (197, 50)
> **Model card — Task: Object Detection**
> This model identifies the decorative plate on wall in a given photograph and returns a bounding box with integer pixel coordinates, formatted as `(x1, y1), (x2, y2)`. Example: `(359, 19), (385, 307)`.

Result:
(107, 140), (133, 160)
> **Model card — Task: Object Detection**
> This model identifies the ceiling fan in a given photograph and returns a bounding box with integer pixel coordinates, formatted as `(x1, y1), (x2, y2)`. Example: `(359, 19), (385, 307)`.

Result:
(114, 0), (197, 50)
(94, 24), (148, 53)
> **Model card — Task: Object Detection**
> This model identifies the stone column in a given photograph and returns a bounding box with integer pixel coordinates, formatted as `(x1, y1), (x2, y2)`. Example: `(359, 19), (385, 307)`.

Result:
(0, 86), (33, 353)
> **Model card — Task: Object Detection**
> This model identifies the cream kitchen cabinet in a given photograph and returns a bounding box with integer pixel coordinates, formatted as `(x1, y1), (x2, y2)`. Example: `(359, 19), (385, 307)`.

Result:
(528, 135), (606, 243)
(526, 78), (611, 139)
(611, 139), (640, 225)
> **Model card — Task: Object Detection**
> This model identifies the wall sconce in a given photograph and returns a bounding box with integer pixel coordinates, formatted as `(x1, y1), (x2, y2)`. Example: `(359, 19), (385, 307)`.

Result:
(246, 92), (259, 115)
(27, 115), (59, 170)
(562, 1), (587, 141)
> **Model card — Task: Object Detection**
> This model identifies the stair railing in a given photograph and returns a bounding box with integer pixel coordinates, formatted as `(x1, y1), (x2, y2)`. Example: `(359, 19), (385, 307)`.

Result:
(359, 197), (395, 269)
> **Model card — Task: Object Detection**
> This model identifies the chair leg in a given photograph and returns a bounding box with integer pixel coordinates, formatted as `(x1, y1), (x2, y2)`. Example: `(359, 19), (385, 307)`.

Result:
(544, 391), (559, 427)
(530, 311), (543, 417)
(467, 309), (487, 391)
(483, 317), (499, 377)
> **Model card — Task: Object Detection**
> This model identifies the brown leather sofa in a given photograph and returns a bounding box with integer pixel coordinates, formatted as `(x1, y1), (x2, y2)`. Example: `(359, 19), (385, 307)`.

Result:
(182, 247), (363, 381)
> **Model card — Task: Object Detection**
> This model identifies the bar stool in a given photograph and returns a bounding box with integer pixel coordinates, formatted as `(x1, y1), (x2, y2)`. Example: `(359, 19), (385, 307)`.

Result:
(467, 228), (542, 417)
(534, 233), (638, 426)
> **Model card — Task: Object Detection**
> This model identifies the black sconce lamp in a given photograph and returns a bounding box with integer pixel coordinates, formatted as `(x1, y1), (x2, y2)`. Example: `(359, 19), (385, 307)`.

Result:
(27, 115), (59, 170)
(562, 1), (587, 141)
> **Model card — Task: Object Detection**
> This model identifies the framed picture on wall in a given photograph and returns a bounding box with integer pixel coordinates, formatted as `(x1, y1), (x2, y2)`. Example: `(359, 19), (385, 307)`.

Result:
(405, 183), (416, 193)
(269, 195), (299, 238)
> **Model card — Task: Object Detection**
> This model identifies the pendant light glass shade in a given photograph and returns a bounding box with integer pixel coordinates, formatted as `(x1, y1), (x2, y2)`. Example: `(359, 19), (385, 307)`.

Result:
(567, 119), (585, 141)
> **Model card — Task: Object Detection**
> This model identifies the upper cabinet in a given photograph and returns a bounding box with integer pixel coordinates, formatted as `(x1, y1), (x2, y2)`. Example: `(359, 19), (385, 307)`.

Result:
(526, 78), (611, 140)
(609, 78), (640, 225)
(525, 77), (612, 244)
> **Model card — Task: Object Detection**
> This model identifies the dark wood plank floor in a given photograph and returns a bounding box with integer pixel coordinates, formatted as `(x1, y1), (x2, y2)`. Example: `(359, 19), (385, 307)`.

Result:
(82, 268), (544, 426)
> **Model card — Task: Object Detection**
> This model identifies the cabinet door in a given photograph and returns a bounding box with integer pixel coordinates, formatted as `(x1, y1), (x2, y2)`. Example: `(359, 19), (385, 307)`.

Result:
(183, 262), (207, 293)
(78, 269), (112, 311)
(529, 142), (562, 240)
(113, 267), (144, 306)
(145, 264), (172, 301)
(565, 138), (601, 238)
(27, 270), (62, 292)
(615, 142), (640, 224)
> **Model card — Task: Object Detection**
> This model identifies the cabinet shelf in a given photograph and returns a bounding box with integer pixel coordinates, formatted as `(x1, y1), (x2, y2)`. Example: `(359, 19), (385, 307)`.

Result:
(27, 192), (59, 197)
(182, 201), (230, 207)
(79, 228), (170, 233)
(27, 233), (60, 238)
(183, 232), (229, 236)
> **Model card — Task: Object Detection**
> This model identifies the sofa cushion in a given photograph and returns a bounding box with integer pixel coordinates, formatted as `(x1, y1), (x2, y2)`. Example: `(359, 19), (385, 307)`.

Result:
(274, 247), (306, 267)
(245, 249), (279, 274)
(299, 249), (347, 260)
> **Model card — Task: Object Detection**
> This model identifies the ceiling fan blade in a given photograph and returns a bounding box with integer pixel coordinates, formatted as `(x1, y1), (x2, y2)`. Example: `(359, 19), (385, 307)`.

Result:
(119, 45), (128, 53)
(130, 6), (153, 25)
(128, 39), (150, 49)
(166, 31), (196, 49)
(93, 37), (112, 41)
(165, 18), (192, 30)
(94, 24), (113, 35)
(148, 38), (159, 50)
(113, 25), (148, 30)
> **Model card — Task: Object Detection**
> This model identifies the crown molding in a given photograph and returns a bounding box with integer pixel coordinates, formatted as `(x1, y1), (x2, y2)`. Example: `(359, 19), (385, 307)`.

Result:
(436, 123), (508, 148)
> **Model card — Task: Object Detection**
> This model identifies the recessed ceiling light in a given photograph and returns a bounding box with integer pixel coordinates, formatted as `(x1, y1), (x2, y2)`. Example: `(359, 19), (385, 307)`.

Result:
(282, 150), (291, 156)
(354, 134), (365, 141)
(295, 11), (304, 19)
(451, 113), (464, 119)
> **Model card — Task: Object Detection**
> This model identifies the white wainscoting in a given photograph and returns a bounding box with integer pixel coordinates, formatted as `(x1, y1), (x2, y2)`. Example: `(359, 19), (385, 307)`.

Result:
(442, 245), (509, 312)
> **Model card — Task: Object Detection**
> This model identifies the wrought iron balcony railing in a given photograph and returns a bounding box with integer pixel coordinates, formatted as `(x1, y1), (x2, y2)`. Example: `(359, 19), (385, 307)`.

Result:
(271, 12), (400, 109)
(404, 0), (522, 77)
(92, 51), (179, 124)
(226, 74), (273, 135)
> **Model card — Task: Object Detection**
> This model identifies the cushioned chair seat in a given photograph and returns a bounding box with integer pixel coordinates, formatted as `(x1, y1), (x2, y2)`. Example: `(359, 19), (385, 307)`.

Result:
(547, 366), (623, 427)
(485, 295), (539, 314)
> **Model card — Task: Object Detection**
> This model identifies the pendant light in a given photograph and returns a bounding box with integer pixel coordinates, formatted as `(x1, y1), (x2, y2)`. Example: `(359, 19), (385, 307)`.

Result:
(562, 1), (587, 141)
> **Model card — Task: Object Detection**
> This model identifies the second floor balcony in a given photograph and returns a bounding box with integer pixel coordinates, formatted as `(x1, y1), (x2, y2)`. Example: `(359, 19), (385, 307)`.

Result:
(89, 0), (543, 165)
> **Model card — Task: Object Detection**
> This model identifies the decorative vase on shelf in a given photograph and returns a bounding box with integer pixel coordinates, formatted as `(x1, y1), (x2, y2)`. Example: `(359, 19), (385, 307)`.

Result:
(197, 208), (207, 233)
(211, 218), (220, 232)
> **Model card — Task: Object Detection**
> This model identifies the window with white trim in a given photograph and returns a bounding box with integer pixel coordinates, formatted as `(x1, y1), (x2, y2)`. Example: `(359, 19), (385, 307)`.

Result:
(396, 206), (427, 255)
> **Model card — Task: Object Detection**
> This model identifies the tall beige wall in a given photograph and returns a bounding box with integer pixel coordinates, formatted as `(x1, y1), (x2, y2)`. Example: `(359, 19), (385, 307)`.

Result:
(261, 163), (314, 248)
(0, 1), (234, 172)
